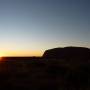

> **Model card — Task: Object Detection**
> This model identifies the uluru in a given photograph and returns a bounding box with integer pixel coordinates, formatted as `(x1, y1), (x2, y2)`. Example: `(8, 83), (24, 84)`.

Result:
(43, 46), (90, 60)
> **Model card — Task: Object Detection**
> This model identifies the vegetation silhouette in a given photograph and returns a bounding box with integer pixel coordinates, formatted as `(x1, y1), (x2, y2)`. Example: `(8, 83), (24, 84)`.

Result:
(0, 46), (89, 89)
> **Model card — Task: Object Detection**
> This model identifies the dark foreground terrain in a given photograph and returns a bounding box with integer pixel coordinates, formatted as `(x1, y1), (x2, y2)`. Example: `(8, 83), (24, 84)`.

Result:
(0, 56), (89, 90)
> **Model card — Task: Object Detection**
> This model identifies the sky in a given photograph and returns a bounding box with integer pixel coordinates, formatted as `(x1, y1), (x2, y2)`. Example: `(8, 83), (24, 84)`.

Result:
(0, 0), (90, 56)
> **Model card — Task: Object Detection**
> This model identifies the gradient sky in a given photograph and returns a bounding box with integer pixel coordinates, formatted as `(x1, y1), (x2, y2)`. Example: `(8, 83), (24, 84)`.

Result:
(0, 0), (90, 56)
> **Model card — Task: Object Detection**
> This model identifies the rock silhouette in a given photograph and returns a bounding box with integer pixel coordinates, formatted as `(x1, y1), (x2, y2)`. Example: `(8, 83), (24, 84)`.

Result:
(43, 46), (90, 60)
(0, 49), (89, 89)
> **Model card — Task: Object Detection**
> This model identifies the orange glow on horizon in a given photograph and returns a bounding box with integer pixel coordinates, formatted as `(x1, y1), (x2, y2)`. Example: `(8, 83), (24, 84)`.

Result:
(0, 57), (3, 61)
(0, 50), (44, 57)
(0, 52), (5, 57)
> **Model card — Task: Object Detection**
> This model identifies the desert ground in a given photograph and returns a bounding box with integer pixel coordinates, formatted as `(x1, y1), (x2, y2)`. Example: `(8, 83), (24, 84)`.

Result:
(0, 56), (89, 90)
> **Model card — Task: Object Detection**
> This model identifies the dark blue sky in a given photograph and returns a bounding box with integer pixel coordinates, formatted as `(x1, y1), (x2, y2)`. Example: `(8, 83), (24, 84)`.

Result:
(0, 0), (90, 56)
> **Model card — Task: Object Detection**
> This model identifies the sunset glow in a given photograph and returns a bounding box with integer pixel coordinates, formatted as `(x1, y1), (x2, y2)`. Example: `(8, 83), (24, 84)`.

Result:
(0, 50), (43, 57)
(0, 52), (5, 57)
(0, 53), (4, 61)
(0, 0), (89, 56)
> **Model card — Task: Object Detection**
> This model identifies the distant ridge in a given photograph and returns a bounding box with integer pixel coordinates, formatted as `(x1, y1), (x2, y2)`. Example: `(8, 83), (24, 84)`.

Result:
(43, 46), (90, 60)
